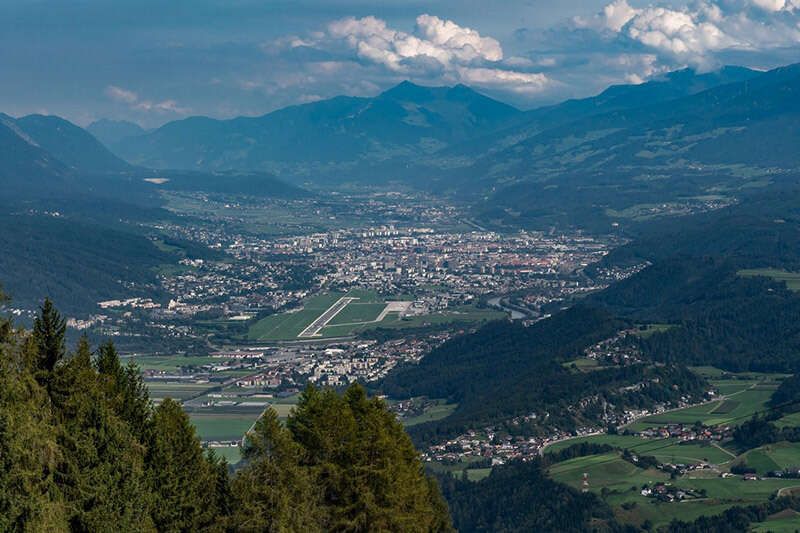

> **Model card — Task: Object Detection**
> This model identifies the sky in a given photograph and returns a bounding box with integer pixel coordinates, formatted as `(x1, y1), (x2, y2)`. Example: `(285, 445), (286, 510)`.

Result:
(1, 0), (799, 127)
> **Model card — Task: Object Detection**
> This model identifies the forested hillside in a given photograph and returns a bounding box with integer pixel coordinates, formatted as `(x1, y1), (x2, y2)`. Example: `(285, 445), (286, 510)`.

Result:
(381, 306), (706, 445)
(0, 297), (451, 531)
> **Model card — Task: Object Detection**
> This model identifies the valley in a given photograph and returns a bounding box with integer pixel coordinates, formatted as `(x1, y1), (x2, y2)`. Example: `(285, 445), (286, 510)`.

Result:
(4, 51), (800, 531)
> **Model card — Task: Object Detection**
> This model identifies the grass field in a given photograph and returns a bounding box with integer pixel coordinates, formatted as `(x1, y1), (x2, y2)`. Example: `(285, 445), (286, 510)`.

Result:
(547, 434), (734, 465)
(126, 355), (226, 372)
(631, 323), (676, 338)
(562, 357), (602, 372)
(426, 457), (490, 481)
(322, 305), (505, 338)
(739, 268), (800, 292)
(247, 290), (410, 340)
(778, 412), (800, 428)
(549, 452), (800, 528)
(146, 382), (215, 401)
(545, 370), (800, 528)
(626, 381), (774, 432)
(752, 510), (800, 532)
(741, 442), (800, 474)
(247, 292), (345, 340)
(402, 401), (458, 427)
(248, 289), (506, 340)
(327, 302), (387, 325)
(208, 446), (242, 465)
(189, 413), (260, 441)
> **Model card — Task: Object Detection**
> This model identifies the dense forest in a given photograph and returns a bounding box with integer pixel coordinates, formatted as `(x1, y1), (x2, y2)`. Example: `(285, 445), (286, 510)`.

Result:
(584, 189), (800, 373)
(436, 460), (626, 533)
(0, 296), (451, 532)
(381, 306), (707, 445)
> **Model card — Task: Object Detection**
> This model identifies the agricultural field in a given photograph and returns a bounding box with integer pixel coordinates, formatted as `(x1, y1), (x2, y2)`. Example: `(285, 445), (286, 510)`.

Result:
(752, 510), (800, 532)
(426, 456), (491, 481)
(549, 452), (800, 528)
(562, 357), (602, 372)
(739, 268), (800, 292)
(126, 354), (227, 372)
(401, 401), (458, 427)
(189, 412), (260, 442)
(625, 379), (778, 432)
(545, 369), (800, 529)
(778, 411), (800, 428)
(740, 442), (800, 475)
(547, 434), (735, 465)
(146, 382), (215, 401)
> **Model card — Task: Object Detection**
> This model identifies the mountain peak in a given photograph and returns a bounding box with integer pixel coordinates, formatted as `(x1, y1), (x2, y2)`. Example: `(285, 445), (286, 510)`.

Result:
(380, 80), (438, 101)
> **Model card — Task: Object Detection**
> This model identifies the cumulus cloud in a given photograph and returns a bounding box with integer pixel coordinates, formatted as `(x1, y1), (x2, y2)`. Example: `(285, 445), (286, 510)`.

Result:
(750, 0), (800, 12)
(569, 0), (800, 79)
(105, 85), (191, 115)
(586, 1), (800, 58)
(283, 14), (552, 96)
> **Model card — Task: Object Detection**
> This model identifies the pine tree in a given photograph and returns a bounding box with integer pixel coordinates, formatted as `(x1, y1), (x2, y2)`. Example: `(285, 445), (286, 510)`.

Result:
(32, 297), (66, 374)
(147, 398), (220, 531)
(0, 330), (68, 531)
(96, 341), (152, 439)
(0, 287), (10, 343)
(231, 408), (323, 532)
(51, 337), (155, 531)
(286, 384), (453, 532)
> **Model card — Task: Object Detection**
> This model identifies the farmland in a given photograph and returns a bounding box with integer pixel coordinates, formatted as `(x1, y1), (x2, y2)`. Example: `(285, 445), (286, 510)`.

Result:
(549, 452), (800, 528)
(740, 442), (800, 474)
(548, 435), (735, 465)
(739, 268), (800, 292)
(625, 378), (778, 432)
(402, 401), (458, 427)
(545, 370), (800, 528)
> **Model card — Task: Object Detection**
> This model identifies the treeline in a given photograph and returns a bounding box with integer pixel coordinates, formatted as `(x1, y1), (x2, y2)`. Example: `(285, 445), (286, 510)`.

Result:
(380, 306), (706, 445)
(0, 297), (451, 532)
(434, 459), (632, 533)
(586, 189), (800, 373)
(664, 495), (800, 532)
(0, 213), (171, 314)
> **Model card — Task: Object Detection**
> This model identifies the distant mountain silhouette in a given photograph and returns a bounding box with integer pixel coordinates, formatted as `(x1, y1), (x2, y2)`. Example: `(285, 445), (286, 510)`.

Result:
(110, 81), (521, 171)
(87, 119), (146, 147)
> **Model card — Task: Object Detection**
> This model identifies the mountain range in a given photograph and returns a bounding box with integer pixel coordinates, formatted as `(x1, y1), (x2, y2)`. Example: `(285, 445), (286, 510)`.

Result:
(108, 81), (521, 174)
(3, 62), (800, 234)
(94, 63), (800, 232)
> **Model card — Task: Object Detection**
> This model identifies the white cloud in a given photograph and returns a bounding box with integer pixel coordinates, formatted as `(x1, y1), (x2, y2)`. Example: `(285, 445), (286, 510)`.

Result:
(576, 0), (800, 71)
(105, 85), (138, 105)
(750, 0), (800, 12)
(290, 14), (552, 95)
(104, 85), (190, 115)
(602, 0), (639, 32)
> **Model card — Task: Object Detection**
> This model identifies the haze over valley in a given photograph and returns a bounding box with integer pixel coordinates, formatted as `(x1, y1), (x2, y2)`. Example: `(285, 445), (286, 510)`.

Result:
(4, 1), (800, 531)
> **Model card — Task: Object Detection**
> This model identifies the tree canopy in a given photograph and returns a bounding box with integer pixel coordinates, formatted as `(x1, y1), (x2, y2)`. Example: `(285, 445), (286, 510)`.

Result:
(0, 300), (451, 532)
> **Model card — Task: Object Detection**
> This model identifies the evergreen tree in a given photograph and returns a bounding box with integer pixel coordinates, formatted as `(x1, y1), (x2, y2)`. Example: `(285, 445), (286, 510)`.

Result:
(0, 299), (454, 532)
(0, 287), (10, 343)
(0, 331), (68, 531)
(147, 398), (219, 532)
(96, 341), (152, 439)
(32, 297), (66, 375)
(287, 384), (453, 532)
(231, 408), (322, 532)
(51, 337), (155, 531)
